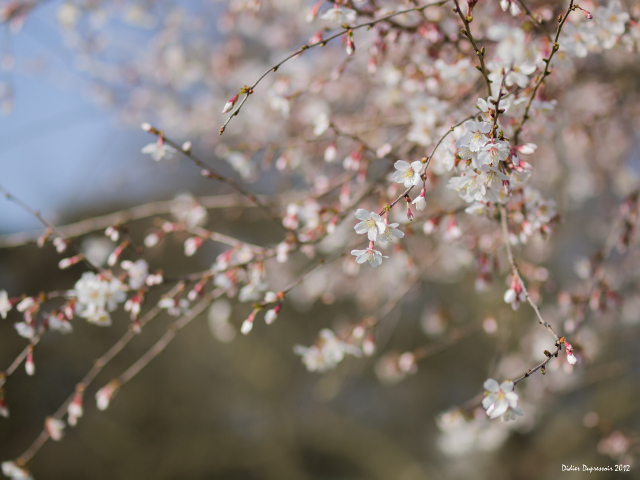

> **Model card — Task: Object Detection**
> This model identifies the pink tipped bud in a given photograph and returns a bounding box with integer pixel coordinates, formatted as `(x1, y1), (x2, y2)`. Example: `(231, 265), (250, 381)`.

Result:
(306, 0), (323, 23)
(309, 31), (323, 45)
(37, 230), (51, 248)
(346, 36), (355, 56)
(141, 122), (153, 132)
(45, 417), (65, 441)
(53, 236), (67, 253)
(59, 254), (83, 270)
(96, 381), (119, 411)
(324, 143), (337, 162)
(241, 309), (258, 335)
(25, 349), (35, 376)
(105, 225), (119, 242)
(67, 392), (83, 426)
(182, 141), (192, 153)
(222, 94), (239, 114)
(264, 303), (282, 325)
(515, 143), (537, 155)
(565, 342), (578, 365)
(423, 217), (438, 235)
(405, 197), (414, 221)
(184, 236), (204, 257)
(363, 334), (375, 356)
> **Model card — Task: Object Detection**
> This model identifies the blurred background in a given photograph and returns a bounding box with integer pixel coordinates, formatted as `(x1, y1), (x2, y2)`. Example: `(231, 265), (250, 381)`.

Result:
(1, 1), (640, 479)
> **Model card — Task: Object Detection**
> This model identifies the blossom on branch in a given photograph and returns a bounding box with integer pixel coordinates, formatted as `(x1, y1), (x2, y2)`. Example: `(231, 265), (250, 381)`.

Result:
(353, 209), (385, 241)
(482, 378), (523, 421)
(392, 160), (423, 188)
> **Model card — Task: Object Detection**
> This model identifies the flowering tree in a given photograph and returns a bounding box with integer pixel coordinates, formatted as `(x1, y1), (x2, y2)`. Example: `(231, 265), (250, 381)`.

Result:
(1, 0), (640, 477)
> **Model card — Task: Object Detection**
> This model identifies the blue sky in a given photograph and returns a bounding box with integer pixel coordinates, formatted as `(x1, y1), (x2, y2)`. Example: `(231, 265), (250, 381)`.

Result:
(0, 1), (197, 233)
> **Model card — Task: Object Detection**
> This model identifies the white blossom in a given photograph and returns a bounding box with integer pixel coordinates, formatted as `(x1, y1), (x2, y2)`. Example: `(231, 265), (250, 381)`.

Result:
(392, 160), (423, 188)
(45, 417), (65, 441)
(456, 121), (491, 152)
(121, 259), (149, 290)
(412, 189), (427, 211)
(294, 329), (360, 372)
(73, 272), (126, 326)
(379, 222), (405, 243)
(14, 322), (35, 339)
(477, 140), (510, 168)
(482, 378), (523, 420)
(141, 141), (176, 161)
(353, 209), (385, 241)
(0, 290), (11, 319)
(1, 462), (33, 480)
(171, 193), (207, 228)
(319, 7), (356, 24)
(351, 247), (386, 267)
(313, 112), (330, 136)
(595, 0), (629, 37)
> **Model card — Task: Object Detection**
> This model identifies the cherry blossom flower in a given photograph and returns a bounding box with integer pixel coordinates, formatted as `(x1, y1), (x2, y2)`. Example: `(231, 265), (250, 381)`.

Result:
(45, 416), (65, 441)
(353, 209), (385, 241)
(14, 322), (35, 339)
(121, 259), (149, 290)
(73, 272), (126, 326)
(595, 0), (629, 37)
(313, 112), (330, 136)
(319, 7), (356, 24)
(141, 141), (176, 161)
(456, 121), (491, 152)
(379, 222), (405, 243)
(170, 193), (208, 228)
(96, 382), (119, 411)
(221, 93), (238, 114)
(412, 187), (427, 211)
(477, 140), (510, 168)
(482, 378), (523, 420)
(0, 290), (11, 319)
(560, 23), (597, 58)
(565, 341), (578, 365)
(1, 462), (33, 480)
(447, 167), (507, 203)
(351, 245), (387, 267)
(392, 160), (423, 188)
(294, 328), (360, 372)
(500, 0), (521, 16)
(67, 393), (83, 426)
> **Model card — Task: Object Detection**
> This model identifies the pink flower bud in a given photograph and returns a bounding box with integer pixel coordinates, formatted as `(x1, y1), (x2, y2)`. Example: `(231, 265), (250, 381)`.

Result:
(241, 309), (258, 335)
(346, 36), (355, 56)
(25, 349), (35, 376)
(45, 417), (65, 441)
(67, 392), (83, 427)
(222, 94), (239, 114)
(96, 382), (119, 411)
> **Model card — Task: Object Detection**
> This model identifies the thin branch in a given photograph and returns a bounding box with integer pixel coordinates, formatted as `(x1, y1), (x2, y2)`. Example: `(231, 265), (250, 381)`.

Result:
(218, 1), (449, 134)
(451, 0), (492, 97)
(15, 305), (164, 465)
(154, 135), (287, 231)
(516, 0), (552, 41)
(0, 194), (270, 248)
(513, 0), (575, 144)
(499, 204), (559, 342)
(0, 184), (102, 272)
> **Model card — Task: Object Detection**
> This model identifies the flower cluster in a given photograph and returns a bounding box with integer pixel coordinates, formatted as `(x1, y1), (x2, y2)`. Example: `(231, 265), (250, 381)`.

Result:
(72, 272), (126, 326)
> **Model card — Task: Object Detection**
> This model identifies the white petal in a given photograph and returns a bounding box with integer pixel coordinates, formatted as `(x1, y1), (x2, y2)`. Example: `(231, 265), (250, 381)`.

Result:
(354, 209), (370, 220)
(394, 160), (410, 171)
(500, 380), (514, 392)
(483, 378), (500, 392)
